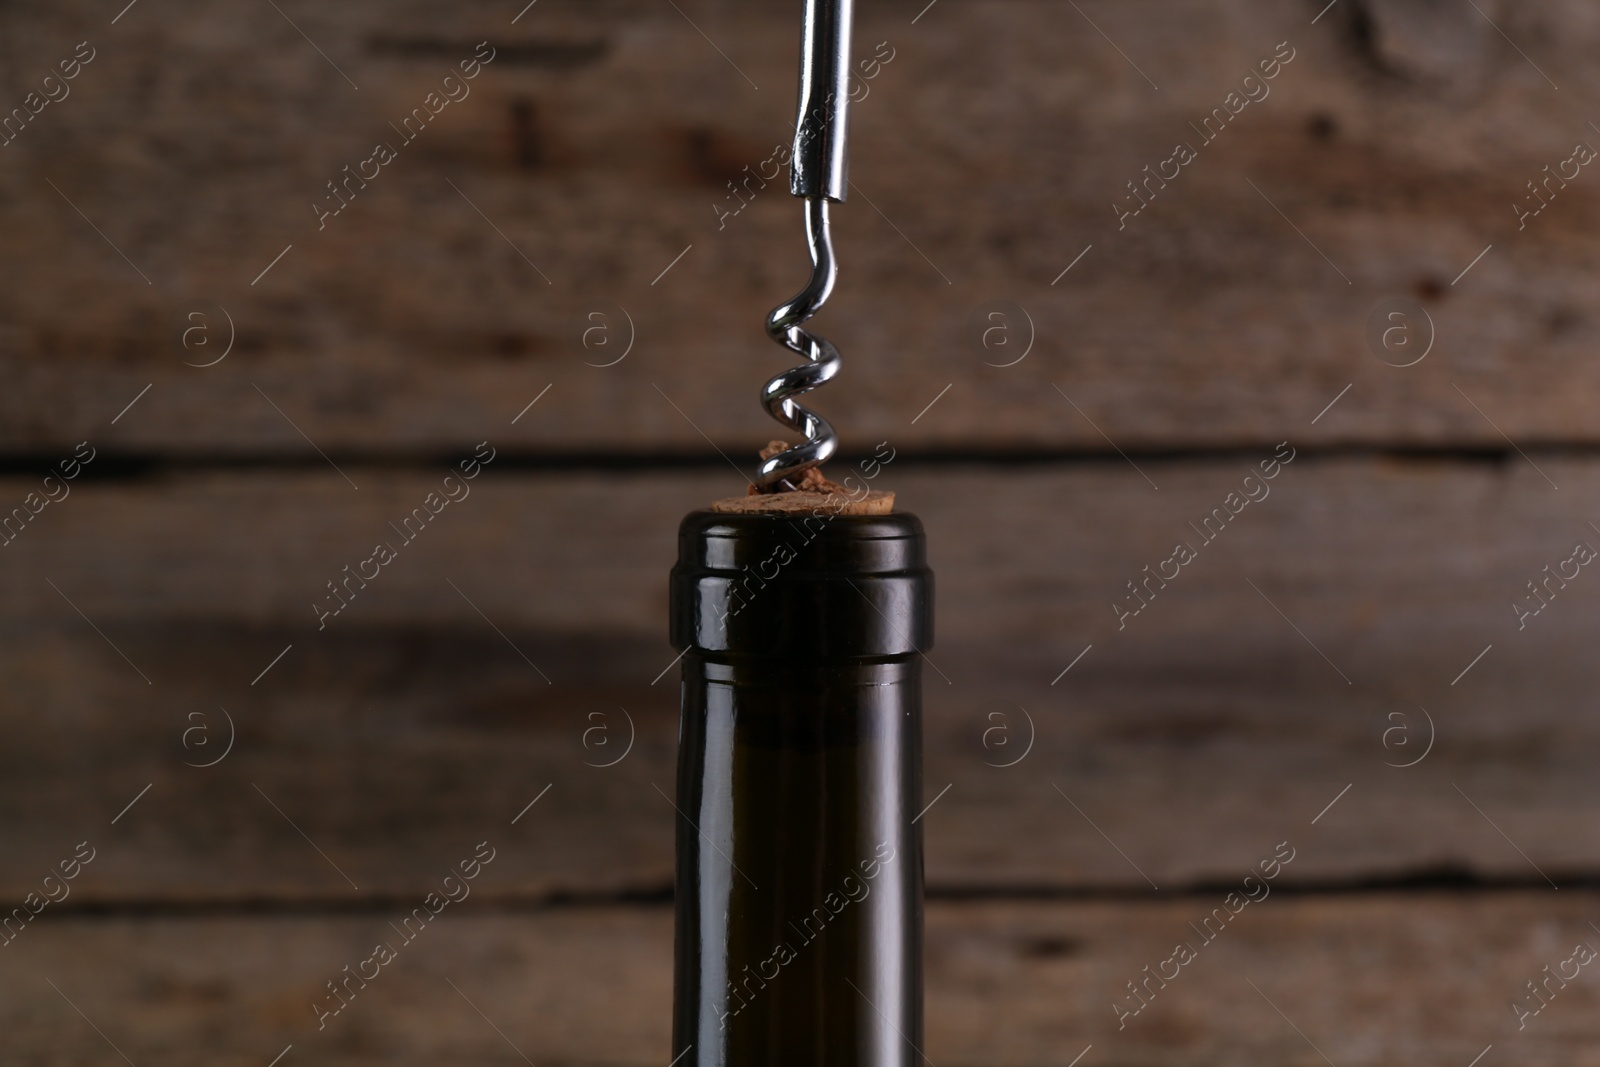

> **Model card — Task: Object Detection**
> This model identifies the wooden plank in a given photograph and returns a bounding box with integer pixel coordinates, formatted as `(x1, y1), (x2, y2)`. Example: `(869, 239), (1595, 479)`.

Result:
(2, 894), (1595, 1065)
(2, 460), (1599, 899)
(0, 2), (1598, 450)
(5, 458), (1595, 642)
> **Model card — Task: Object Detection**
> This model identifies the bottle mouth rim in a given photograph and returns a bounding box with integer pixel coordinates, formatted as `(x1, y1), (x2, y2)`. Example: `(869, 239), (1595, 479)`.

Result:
(677, 509), (927, 573)
(671, 509), (933, 659)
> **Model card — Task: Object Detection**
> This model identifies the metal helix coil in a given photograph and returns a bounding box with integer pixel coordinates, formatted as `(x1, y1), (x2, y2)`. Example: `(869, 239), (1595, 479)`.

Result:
(757, 196), (841, 491)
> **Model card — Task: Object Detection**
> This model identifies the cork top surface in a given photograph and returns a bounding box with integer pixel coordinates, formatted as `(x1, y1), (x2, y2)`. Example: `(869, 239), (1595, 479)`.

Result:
(712, 439), (895, 515)
(710, 489), (894, 515)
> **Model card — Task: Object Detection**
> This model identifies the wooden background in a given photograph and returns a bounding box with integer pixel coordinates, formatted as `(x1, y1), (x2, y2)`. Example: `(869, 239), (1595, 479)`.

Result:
(3, 0), (1600, 1063)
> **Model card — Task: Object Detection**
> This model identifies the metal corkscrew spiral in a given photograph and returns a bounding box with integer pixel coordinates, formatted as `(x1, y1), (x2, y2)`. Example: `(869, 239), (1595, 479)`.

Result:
(759, 198), (840, 490)
(756, 0), (855, 492)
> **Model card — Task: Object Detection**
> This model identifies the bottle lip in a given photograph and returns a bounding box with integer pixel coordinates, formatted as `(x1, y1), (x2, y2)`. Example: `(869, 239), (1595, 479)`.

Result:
(670, 509), (933, 659)
(677, 509), (927, 575)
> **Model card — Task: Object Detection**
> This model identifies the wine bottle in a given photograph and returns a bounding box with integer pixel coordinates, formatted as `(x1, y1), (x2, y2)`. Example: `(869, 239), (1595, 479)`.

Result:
(670, 507), (933, 1066)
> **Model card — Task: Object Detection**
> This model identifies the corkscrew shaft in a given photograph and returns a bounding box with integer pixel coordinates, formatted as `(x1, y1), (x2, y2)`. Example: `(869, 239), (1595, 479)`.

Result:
(758, 0), (855, 491)
(791, 0), (854, 201)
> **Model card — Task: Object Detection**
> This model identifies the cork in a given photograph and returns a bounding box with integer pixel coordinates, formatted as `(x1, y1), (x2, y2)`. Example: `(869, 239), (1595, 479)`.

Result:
(711, 440), (895, 515)
(711, 489), (894, 514)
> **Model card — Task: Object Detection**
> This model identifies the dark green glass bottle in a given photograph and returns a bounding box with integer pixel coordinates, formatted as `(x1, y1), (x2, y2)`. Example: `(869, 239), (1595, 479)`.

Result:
(669, 508), (933, 1066)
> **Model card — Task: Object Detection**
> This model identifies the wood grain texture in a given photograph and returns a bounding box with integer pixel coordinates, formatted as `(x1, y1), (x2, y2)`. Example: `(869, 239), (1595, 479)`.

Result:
(0, 1), (1589, 1058)
(0, 1), (1597, 452)
(3, 459), (1598, 900)
(3, 894), (1597, 1065)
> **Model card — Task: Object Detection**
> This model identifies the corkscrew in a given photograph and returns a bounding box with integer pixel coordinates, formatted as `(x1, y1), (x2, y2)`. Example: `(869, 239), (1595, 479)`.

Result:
(671, 5), (929, 1057)
(756, 0), (855, 492)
